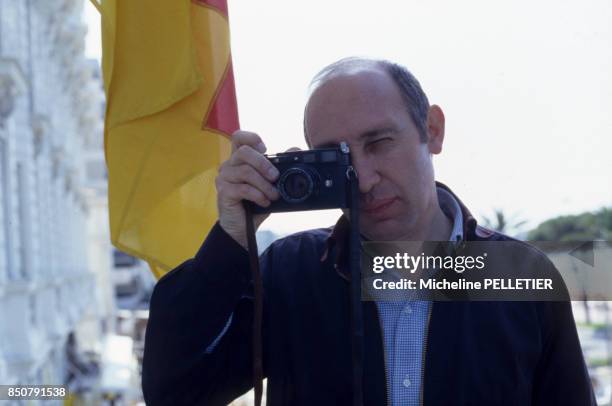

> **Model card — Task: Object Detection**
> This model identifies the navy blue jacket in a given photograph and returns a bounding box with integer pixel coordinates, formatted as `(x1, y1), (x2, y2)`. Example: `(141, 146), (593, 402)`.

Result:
(142, 185), (595, 405)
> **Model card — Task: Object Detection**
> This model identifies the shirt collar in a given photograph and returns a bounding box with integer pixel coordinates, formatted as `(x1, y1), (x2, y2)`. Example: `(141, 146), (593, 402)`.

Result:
(437, 186), (464, 243)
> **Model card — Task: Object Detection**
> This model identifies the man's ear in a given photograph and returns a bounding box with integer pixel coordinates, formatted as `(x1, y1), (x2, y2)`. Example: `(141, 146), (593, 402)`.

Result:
(426, 105), (445, 155)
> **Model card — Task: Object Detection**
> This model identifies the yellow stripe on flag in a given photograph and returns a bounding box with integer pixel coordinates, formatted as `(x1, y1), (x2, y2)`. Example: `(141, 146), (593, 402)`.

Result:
(93, 0), (238, 277)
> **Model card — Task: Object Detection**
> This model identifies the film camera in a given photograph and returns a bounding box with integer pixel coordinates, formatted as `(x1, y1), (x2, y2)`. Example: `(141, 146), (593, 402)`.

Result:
(250, 142), (354, 214)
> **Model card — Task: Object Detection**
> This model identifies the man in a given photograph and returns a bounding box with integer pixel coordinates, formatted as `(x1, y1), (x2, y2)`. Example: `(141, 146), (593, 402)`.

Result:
(142, 58), (595, 405)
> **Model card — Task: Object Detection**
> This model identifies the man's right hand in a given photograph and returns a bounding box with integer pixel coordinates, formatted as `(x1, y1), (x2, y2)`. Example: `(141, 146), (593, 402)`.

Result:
(215, 131), (280, 249)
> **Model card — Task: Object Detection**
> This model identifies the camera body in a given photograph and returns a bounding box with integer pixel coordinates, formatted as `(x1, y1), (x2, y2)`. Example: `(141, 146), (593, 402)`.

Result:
(250, 143), (352, 214)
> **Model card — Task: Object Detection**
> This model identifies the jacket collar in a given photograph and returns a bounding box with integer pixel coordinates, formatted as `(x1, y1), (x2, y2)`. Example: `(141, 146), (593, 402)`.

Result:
(321, 181), (478, 276)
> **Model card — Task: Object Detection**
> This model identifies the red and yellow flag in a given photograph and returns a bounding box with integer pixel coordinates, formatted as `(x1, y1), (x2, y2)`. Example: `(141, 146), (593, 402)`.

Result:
(91, 0), (239, 278)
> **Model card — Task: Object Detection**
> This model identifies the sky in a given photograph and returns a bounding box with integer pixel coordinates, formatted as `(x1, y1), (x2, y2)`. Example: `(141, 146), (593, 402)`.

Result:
(83, 0), (612, 237)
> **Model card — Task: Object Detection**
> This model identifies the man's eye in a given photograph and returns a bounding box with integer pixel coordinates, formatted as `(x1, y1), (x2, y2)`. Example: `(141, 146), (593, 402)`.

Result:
(366, 138), (392, 150)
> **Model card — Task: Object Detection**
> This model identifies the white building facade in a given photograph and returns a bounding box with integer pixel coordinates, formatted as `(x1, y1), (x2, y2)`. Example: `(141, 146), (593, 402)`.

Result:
(0, 0), (113, 392)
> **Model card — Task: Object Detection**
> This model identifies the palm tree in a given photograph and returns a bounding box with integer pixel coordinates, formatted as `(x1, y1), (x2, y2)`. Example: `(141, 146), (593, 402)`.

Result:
(482, 209), (527, 236)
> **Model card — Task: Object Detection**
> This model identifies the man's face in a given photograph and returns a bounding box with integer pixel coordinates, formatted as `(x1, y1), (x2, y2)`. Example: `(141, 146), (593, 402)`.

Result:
(304, 67), (444, 241)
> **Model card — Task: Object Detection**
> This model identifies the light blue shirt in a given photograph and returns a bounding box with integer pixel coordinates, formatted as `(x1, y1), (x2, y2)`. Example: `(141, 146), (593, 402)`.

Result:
(375, 187), (463, 405)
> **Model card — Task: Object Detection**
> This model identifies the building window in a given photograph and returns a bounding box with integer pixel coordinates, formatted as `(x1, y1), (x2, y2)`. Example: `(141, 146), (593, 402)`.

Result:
(0, 136), (14, 280)
(113, 249), (138, 268)
(29, 295), (37, 327)
(17, 162), (30, 279)
(56, 287), (62, 312)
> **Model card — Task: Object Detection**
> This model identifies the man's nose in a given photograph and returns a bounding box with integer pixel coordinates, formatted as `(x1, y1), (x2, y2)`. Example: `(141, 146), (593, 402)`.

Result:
(352, 157), (381, 194)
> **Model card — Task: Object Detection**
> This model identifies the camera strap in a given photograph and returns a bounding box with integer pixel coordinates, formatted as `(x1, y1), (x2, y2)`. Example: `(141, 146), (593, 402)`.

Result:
(347, 166), (364, 406)
(243, 202), (264, 406)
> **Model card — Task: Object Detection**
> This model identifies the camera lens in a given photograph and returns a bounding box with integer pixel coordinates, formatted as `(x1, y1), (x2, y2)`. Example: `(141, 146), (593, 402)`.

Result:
(285, 173), (310, 198)
(278, 167), (315, 203)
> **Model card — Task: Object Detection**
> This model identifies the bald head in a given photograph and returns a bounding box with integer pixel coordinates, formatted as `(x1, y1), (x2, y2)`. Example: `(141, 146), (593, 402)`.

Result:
(304, 57), (431, 146)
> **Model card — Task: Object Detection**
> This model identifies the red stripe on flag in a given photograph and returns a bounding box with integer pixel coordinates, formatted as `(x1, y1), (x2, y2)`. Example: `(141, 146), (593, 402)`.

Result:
(193, 0), (228, 17)
(204, 58), (239, 135)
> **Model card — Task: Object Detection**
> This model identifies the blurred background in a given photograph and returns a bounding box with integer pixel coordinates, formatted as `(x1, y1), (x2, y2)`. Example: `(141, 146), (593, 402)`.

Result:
(0, 0), (610, 404)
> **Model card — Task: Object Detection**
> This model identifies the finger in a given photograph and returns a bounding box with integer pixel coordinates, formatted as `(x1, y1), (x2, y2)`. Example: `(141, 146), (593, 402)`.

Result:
(218, 180), (271, 207)
(220, 164), (280, 201)
(231, 130), (266, 154)
(230, 144), (279, 181)
(285, 146), (302, 152)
